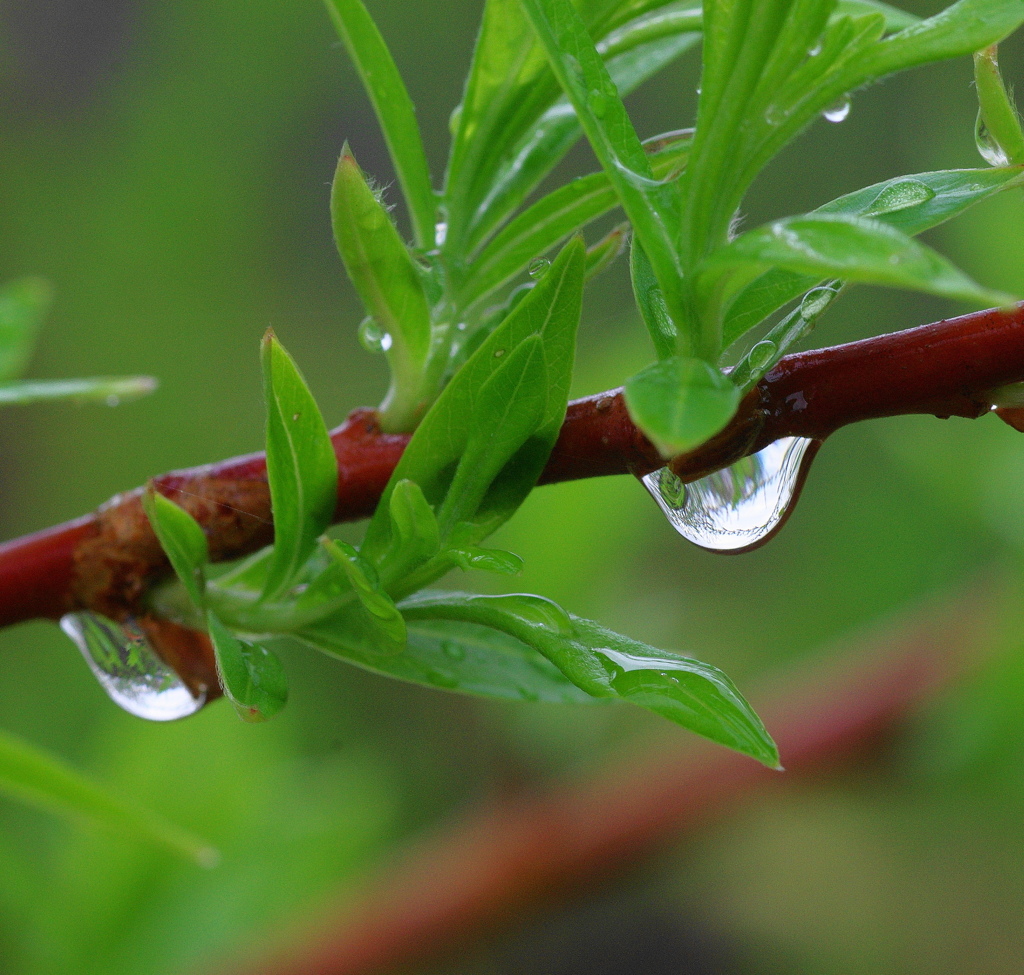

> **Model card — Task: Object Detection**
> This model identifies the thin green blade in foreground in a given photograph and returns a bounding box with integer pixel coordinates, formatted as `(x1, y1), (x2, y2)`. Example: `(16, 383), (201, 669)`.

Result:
(401, 592), (780, 767)
(260, 332), (338, 601)
(324, 0), (436, 248)
(0, 376), (157, 406)
(0, 727), (217, 865)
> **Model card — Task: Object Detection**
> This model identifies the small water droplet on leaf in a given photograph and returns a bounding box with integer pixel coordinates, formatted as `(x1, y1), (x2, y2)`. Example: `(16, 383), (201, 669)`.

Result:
(528, 257), (551, 278)
(863, 179), (936, 216)
(642, 437), (819, 552)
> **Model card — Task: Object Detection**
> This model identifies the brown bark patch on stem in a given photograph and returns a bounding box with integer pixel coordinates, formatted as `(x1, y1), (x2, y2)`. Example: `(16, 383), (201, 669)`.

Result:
(70, 477), (273, 621)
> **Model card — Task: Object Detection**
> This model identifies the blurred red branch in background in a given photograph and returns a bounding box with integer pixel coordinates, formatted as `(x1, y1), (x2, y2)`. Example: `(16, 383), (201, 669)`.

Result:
(210, 593), (986, 975)
(0, 301), (1022, 631)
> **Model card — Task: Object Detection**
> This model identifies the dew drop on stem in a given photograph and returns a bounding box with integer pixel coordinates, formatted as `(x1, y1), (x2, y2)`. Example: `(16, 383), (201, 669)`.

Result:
(975, 114), (1011, 167)
(60, 612), (206, 721)
(528, 257), (551, 278)
(641, 437), (820, 552)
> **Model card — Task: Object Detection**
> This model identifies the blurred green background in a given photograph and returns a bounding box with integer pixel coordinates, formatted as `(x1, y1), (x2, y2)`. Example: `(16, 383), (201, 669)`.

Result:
(1, 1), (1024, 972)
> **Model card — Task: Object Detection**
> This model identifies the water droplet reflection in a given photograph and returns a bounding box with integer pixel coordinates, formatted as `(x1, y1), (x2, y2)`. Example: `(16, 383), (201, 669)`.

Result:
(822, 96), (851, 123)
(60, 612), (205, 721)
(975, 115), (1010, 167)
(642, 437), (819, 552)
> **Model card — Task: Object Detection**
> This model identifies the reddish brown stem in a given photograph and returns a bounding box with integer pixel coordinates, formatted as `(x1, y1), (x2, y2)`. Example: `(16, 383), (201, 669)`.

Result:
(0, 302), (1021, 631)
(210, 593), (985, 975)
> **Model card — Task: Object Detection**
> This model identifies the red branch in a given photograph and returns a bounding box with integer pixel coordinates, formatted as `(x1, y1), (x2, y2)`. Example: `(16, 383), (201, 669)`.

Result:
(0, 302), (1022, 634)
(209, 593), (985, 975)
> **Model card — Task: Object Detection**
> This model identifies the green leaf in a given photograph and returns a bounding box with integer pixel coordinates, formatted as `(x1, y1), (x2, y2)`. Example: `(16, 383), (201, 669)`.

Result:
(0, 277), (51, 382)
(384, 478), (442, 571)
(974, 45), (1024, 166)
(295, 614), (593, 703)
(624, 356), (741, 457)
(679, 0), (838, 269)
(462, 132), (691, 313)
(700, 212), (1015, 329)
(857, 0), (1024, 80)
(331, 149), (437, 431)
(361, 238), (585, 577)
(323, 0), (436, 248)
(519, 0), (685, 332)
(142, 488), (209, 608)
(400, 592), (780, 767)
(323, 539), (407, 654)
(630, 237), (677, 359)
(0, 376), (157, 407)
(260, 331), (338, 601)
(728, 282), (843, 391)
(0, 726), (217, 865)
(207, 612), (289, 723)
(459, 31), (698, 260)
(722, 166), (1024, 345)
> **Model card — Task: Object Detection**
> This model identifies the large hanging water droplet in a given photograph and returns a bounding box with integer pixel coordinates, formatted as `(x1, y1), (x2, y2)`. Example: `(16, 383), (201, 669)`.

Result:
(358, 317), (392, 353)
(61, 612), (206, 721)
(975, 113), (1010, 167)
(863, 179), (936, 217)
(642, 437), (819, 552)
(822, 96), (851, 123)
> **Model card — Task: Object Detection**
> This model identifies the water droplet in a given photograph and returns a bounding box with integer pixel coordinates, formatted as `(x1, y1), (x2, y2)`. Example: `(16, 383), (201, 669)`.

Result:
(764, 104), (788, 127)
(863, 179), (936, 217)
(358, 317), (392, 353)
(588, 89), (609, 118)
(747, 339), (777, 372)
(975, 114), (1010, 167)
(808, 42), (822, 57)
(493, 348), (505, 358)
(105, 395), (121, 407)
(800, 286), (838, 320)
(434, 220), (448, 247)
(61, 612), (205, 721)
(641, 437), (819, 552)
(527, 257), (551, 278)
(822, 96), (851, 123)
(441, 640), (466, 661)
